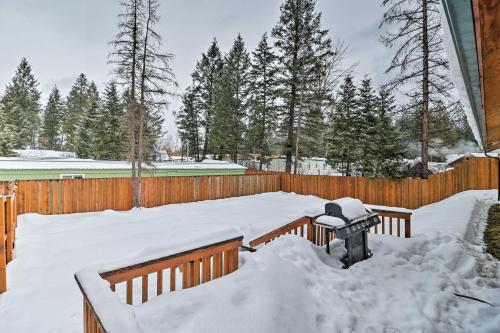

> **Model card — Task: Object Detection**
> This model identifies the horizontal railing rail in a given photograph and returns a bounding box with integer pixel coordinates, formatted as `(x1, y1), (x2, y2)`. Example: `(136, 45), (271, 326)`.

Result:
(76, 236), (243, 333)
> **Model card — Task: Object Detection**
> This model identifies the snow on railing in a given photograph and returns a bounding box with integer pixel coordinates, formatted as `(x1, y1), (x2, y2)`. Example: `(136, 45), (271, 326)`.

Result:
(0, 183), (17, 294)
(75, 235), (243, 333)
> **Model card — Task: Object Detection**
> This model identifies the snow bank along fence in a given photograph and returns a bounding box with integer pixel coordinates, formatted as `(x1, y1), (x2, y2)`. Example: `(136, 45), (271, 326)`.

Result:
(248, 209), (413, 249)
(4, 155), (497, 215)
(75, 235), (243, 333)
(0, 182), (17, 294)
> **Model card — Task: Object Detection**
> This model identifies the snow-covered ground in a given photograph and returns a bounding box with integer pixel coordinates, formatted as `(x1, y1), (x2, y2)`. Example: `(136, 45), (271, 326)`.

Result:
(1, 191), (499, 332)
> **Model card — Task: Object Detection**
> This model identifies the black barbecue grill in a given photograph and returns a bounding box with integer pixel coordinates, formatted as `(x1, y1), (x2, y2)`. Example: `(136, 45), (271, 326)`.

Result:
(314, 198), (381, 268)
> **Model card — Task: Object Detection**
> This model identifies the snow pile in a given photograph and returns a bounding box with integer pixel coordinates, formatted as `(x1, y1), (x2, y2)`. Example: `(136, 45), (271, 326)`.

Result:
(14, 149), (76, 159)
(315, 215), (345, 227)
(0, 192), (327, 333)
(134, 191), (500, 333)
(1, 191), (499, 332)
(330, 197), (368, 219)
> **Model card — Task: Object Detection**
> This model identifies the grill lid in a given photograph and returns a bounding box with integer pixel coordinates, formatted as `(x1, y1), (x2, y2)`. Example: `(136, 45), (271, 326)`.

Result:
(325, 197), (371, 223)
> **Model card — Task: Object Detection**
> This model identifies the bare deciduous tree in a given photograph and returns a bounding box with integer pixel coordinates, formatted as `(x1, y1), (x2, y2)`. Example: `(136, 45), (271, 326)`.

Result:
(109, 0), (175, 207)
(380, 0), (454, 178)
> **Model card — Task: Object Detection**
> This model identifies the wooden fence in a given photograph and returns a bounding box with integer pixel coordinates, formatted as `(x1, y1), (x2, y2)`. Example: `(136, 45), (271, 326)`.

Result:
(75, 236), (243, 333)
(14, 174), (280, 215)
(280, 156), (498, 209)
(0, 184), (17, 294)
(3, 156), (497, 215)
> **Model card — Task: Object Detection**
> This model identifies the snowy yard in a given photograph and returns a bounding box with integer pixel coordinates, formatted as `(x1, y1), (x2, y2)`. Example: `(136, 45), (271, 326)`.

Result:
(1, 191), (500, 332)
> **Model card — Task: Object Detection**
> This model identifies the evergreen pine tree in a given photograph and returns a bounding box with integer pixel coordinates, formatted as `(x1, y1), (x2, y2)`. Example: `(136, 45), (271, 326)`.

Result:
(40, 86), (64, 150)
(272, 0), (332, 172)
(176, 86), (202, 161)
(247, 33), (278, 169)
(192, 39), (224, 160)
(356, 77), (377, 175)
(0, 106), (17, 156)
(0, 58), (41, 148)
(75, 82), (100, 158)
(370, 87), (406, 177)
(64, 74), (90, 151)
(325, 75), (360, 175)
(211, 34), (251, 162)
(93, 81), (125, 160)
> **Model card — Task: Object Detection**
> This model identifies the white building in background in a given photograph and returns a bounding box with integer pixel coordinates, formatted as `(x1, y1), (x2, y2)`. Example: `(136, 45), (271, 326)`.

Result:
(267, 157), (340, 176)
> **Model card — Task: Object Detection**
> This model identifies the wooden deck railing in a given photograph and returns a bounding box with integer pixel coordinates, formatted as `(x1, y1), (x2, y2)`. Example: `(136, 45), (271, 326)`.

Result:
(0, 185), (17, 294)
(249, 208), (413, 250)
(370, 208), (412, 238)
(76, 236), (243, 333)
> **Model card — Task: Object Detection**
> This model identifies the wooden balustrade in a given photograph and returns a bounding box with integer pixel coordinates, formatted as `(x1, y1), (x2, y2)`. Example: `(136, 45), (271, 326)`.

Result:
(369, 208), (412, 238)
(76, 236), (243, 333)
(249, 208), (413, 251)
(249, 216), (312, 247)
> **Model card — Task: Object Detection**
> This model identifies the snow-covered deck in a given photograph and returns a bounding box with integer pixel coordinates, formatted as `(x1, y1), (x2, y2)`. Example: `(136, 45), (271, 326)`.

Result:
(1, 191), (499, 332)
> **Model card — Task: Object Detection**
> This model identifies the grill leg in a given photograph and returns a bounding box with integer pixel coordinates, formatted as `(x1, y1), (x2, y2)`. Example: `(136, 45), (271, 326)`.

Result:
(326, 231), (330, 254)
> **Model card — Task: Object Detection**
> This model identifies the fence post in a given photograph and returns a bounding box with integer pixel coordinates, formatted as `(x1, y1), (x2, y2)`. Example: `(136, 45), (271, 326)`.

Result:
(307, 217), (316, 243)
(0, 197), (6, 293)
(5, 196), (14, 263)
(404, 218), (411, 238)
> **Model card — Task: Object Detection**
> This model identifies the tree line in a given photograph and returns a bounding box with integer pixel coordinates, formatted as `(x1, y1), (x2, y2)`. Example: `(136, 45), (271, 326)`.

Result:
(176, 0), (346, 174)
(0, 0), (476, 183)
(0, 62), (127, 159)
(176, 0), (475, 178)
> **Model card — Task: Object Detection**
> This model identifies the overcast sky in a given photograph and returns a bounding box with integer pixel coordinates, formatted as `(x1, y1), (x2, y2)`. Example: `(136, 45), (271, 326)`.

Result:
(0, 0), (391, 135)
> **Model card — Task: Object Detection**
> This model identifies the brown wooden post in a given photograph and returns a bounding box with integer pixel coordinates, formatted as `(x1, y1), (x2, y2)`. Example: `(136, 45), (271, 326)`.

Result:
(405, 218), (411, 238)
(6, 196), (13, 263)
(0, 197), (6, 293)
(307, 217), (316, 244)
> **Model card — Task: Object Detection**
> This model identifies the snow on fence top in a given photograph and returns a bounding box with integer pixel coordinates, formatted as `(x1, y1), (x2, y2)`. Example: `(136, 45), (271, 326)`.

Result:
(0, 158), (246, 170)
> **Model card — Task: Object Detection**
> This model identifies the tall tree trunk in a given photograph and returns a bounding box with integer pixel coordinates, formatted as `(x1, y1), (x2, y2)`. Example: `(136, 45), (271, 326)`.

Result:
(259, 64), (268, 171)
(260, 106), (266, 171)
(130, 0), (139, 207)
(286, 83), (296, 173)
(421, 0), (429, 179)
(294, 77), (305, 175)
(285, 9), (300, 174)
(136, 0), (152, 208)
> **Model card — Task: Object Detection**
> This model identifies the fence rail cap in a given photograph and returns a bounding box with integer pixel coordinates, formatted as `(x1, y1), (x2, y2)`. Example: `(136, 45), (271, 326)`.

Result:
(367, 204), (413, 215)
(100, 234), (243, 278)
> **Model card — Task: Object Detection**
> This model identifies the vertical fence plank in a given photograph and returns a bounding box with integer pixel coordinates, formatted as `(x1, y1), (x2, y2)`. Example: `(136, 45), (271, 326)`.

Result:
(169, 267), (176, 292)
(156, 271), (163, 296)
(202, 256), (211, 283)
(142, 274), (148, 303)
(126, 279), (133, 305)
(5, 196), (13, 263)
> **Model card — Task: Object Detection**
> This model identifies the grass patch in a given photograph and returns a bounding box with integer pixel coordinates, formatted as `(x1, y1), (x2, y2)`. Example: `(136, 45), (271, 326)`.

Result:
(485, 204), (500, 260)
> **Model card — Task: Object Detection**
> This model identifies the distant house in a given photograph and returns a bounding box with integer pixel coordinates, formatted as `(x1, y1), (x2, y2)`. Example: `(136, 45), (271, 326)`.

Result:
(266, 156), (340, 175)
(405, 158), (451, 178)
(0, 157), (246, 181)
